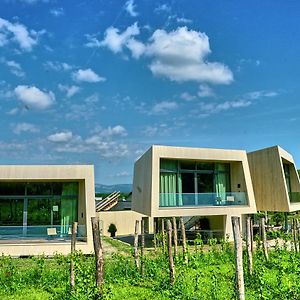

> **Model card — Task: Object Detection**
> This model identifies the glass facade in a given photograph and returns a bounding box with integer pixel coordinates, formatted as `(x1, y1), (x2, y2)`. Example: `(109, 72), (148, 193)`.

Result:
(159, 159), (247, 207)
(0, 182), (79, 239)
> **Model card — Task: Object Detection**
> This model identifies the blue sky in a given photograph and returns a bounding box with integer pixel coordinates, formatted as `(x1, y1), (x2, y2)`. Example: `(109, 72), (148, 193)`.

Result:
(1, 0), (300, 184)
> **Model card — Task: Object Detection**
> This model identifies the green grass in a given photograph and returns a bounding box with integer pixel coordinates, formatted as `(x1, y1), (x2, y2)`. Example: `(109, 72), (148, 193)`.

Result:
(1, 239), (300, 299)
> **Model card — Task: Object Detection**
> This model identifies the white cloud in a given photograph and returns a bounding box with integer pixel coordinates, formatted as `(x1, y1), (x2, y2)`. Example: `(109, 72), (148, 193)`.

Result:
(43, 61), (73, 71)
(58, 84), (80, 98)
(72, 68), (106, 83)
(245, 90), (278, 100)
(1, 58), (25, 77)
(13, 122), (39, 134)
(176, 17), (192, 24)
(114, 171), (131, 177)
(146, 27), (233, 84)
(198, 99), (251, 115)
(180, 92), (196, 101)
(197, 84), (214, 98)
(154, 4), (171, 13)
(7, 107), (19, 115)
(97, 22), (140, 54)
(99, 24), (233, 84)
(14, 85), (55, 110)
(0, 17), (41, 51)
(125, 0), (138, 17)
(126, 38), (146, 59)
(49, 128), (130, 159)
(50, 7), (64, 17)
(152, 101), (178, 114)
(90, 125), (128, 139)
(47, 131), (73, 143)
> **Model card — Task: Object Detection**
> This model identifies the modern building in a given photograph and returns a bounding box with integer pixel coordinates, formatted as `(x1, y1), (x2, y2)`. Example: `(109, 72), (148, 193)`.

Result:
(248, 145), (300, 212)
(132, 145), (257, 239)
(0, 165), (95, 256)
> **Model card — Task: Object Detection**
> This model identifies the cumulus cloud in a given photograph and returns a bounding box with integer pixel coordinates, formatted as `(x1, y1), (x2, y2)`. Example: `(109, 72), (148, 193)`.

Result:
(151, 101), (178, 114)
(0, 17), (42, 51)
(89, 125), (128, 139)
(13, 122), (39, 134)
(1, 58), (25, 77)
(245, 90), (278, 100)
(43, 61), (73, 71)
(180, 92), (196, 101)
(198, 99), (251, 115)
(92, 22), (140, 55)
(176, 17), (192, 24)
(125, 0), (138, 17)
(197, 84), (214, 98)
(50, 8), (64, 17)
(114, 171), (131, 177)
(48, 126), (130, 159)
(47, 131), (73, 143)
(14, 85), (55, 110)
(154, 4), (171, 13)
(98, 24), (233, 84)
(146, 27), (233, 84)
(72, 68), (106, 83)
(58, 84), (80, 98)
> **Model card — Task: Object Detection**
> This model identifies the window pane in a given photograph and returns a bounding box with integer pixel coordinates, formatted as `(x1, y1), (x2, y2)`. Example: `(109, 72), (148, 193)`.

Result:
(0, 199), (23, 225)
(160, 159), (178, 172)
(197, 162), (214, 171)
(180, 161), (196, 170)
(27, 183), (52, 196)
(0, 183), (25, 195)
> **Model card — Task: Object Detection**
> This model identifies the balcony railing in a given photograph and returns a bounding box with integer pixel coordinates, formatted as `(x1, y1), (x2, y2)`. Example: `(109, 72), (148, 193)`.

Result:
(0, 225), (86, 240)
(289, 192), (300, 203)
(159, 192), (248, 208)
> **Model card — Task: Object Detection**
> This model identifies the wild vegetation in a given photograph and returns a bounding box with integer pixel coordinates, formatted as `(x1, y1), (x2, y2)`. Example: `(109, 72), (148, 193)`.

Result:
(1, 225), (300, 300)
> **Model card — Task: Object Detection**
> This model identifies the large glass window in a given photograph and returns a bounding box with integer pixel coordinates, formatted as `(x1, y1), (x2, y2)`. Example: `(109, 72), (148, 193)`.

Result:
(160, 159), (236, 207)
(0, 199), (23, 226)
(0, 182), (79, 238)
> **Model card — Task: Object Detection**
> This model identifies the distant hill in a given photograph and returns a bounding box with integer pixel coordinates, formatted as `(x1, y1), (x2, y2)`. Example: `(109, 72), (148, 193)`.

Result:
(95, 183), (132, 194)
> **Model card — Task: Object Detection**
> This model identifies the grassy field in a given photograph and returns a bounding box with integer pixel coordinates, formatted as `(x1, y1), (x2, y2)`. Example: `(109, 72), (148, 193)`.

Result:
(1, 237), (300, 299)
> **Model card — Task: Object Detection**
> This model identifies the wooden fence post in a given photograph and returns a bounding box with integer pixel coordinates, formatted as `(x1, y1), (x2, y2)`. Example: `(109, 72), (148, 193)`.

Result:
(293, 218), (298, 253)
(260, 217), (269, 261)
(246, 217), (253, 276)
(172, 217), (178, 258)
(70, 221), (78, 290)
(166, 220), (175, 285)
(250, 218), (254, 254)
(141, 219), (145, 277)
(297, 219), (300, 251)
(134, 220), (140, 269)
(153, 220), (157, 250)
(161, 218), (166, 252)
(91, 217), (104, 295)
(231, 216), (245, 300)
(179, 217), (188, 264)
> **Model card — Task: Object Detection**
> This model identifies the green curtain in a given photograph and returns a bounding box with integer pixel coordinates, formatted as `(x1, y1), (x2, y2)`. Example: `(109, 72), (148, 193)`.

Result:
(215, 164), (228, 201)
(177, 173), (183, 206)
(160, 173), (177, 206)
(60, 183), (78, 236)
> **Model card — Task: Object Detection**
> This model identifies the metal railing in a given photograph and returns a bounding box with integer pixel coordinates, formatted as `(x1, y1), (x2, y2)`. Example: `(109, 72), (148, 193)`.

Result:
(159, 192), (248, 207)
(0, 225), (86, 240)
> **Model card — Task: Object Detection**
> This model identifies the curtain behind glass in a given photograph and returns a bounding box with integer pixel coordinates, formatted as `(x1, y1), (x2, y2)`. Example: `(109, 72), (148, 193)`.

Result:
(160, 173), (177, 206)
(215, 164), (229, 201)
(60, 183), (78, 236)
